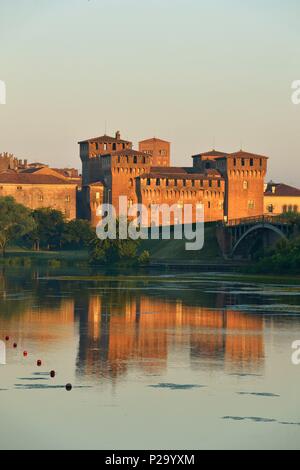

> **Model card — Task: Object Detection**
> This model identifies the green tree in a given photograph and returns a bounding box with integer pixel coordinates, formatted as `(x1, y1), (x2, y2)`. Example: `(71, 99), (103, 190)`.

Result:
(30, 208), (65, 250)
(61, 219), (94, 249)
(0, 197), (36, 255)
(89, 219), (142, 265)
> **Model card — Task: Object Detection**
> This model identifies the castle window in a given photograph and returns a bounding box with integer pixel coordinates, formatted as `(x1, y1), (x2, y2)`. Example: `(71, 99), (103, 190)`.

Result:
(248, 200), (255, 209)
(217, 180), (221, 188)
(208, 202), (211, 209)
(209, 180), (212, 187)
(66, 195), (71, 203)
(166, 179), (169, 186)
(250, 158), (254, 166)
(233, 158), (236, 166)
(260, 158), (263, 167)
(267, 204), (274, 213)
(200, 180), (203, 187)
(104, 143), (107, 151)
(183, 180), (186, 186)
(17, 186), (22, 190)
(241, 158), (245, 166)
(112, 143), (116, 151)
(174, 179), (178, 186)
(38, 195), (43, 202)
(147, 178), (151, 186)
(156, 179), (161, 186)
(243, 180), (248, 190)
(134, 156), (138, 164)
(192, 180), (195, 187)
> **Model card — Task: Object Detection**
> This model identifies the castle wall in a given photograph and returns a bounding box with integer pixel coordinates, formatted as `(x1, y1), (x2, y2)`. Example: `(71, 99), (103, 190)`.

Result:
(138, 176), (225, 225)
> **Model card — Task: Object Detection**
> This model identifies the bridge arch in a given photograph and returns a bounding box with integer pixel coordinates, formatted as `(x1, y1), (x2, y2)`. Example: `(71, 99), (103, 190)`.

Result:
(231, 223), (287, 257)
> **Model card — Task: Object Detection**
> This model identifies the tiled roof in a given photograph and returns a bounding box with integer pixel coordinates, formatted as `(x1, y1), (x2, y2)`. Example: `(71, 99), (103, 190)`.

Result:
(265, 183), (300, 197)
(0, 171), (77, 185)
(139, 167), (223, 180)
(228, 150), (268, 159)
(78, 134), (131, 145)
(139, 137), (170, 144)
(192, 150), (228, 159)
(192, 149), (268, 160)
(104, 149), (150, 157)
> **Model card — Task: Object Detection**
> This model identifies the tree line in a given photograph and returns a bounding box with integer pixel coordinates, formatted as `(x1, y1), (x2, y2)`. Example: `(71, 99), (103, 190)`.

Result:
(0, 196), (150, 266)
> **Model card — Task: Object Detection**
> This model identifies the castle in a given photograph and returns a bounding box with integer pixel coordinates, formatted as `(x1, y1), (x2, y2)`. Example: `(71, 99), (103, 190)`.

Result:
(79, 131), (268, 226)
(0, 132), (272, 225)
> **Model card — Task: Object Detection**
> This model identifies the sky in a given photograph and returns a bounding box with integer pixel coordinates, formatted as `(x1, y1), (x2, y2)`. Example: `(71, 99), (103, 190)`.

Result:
(0, 0), (300, 186)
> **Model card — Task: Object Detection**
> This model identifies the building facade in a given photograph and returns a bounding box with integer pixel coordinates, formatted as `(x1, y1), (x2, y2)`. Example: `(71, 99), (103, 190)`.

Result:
(264, 182), (300, 215)
(79, 131), (268, 226)
(0, 169), (77, 220)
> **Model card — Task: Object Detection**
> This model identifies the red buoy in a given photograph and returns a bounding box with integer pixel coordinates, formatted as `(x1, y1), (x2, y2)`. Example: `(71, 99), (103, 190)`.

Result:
(13, 343), (17, 348)
(50, 370), (55, 378)
(37, 360), (42, 367)
(65, 383), (72, 391)
(23, 351), (28, 357)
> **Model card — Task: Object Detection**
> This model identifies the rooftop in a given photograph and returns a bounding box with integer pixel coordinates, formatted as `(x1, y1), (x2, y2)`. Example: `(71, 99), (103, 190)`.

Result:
(0, 171), (77, 185)
(139, 137), (170, 144)
(265, 183), (300, 197)
(78, 131), (131, 145)
(140, 167), (223, 180)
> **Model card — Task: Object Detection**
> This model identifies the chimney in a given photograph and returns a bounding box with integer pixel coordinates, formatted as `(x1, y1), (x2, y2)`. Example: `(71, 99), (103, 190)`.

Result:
(115, 131), (121, 140)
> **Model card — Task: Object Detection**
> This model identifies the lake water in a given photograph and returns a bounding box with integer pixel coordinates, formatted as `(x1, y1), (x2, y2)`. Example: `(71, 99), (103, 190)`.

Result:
(0, 266), (300, 450)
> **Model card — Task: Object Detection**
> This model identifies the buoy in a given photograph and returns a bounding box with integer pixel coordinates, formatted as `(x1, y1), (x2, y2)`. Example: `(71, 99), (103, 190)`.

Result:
(50, 370), (55, 378)
(65, 383), (72, 391)
(5, 336), (9, 341)
(23, 351), (28, 357)
(37, 360), (42, 367)
(13, 343), (17, 348)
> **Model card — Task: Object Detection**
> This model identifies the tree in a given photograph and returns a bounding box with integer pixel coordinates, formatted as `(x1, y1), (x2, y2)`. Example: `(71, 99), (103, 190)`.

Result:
(89, 219), (142, 265)
(61, 219), (94, 249)
(0, 197), (36, 255)
(30, 208), (65, 250)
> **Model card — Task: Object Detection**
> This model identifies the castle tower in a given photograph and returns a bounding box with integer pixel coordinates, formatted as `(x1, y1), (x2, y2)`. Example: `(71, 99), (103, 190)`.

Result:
(79, 131), (132, 186)
(215, 151), (268, 221)
(139, 138), (170, 167)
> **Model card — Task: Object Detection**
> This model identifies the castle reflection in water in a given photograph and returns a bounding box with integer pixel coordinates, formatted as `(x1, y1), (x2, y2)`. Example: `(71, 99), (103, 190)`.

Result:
(0, 272), (266, 381)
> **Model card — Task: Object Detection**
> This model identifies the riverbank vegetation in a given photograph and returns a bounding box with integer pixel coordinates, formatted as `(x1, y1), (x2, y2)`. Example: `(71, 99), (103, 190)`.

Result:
(246, 214), (300, 275)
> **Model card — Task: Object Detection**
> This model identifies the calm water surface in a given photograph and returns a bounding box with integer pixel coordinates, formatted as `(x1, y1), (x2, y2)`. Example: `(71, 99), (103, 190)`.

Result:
(0, 267), (300, 450)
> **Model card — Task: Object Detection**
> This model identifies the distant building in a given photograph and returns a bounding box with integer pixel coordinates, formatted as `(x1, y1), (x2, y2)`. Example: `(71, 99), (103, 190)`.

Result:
(79, 131), (268, 226)
(0, 152), (28, 171)
(0, 168), (77, 220)
(264, 182), (300, 215)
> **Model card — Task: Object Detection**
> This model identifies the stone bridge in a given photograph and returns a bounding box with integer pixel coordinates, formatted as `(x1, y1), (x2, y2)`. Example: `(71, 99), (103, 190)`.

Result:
(216, 215), (297, 259)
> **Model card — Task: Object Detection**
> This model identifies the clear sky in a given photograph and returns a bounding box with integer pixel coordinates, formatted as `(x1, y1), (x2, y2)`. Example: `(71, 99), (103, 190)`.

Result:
(0, 0), (300, 186)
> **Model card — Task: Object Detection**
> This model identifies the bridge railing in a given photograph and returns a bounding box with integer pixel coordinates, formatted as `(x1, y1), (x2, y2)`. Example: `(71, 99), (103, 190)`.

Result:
(224, 215), (291, 227)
